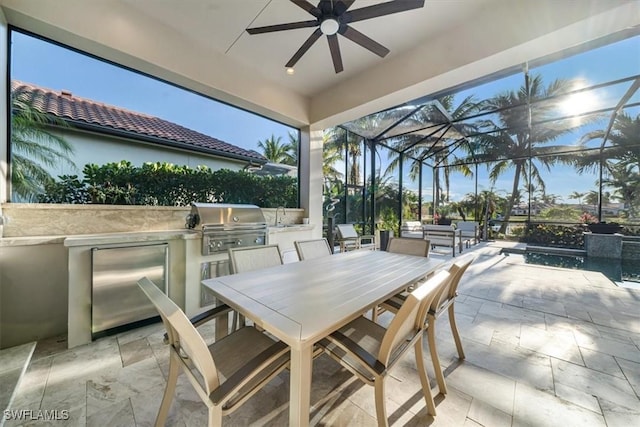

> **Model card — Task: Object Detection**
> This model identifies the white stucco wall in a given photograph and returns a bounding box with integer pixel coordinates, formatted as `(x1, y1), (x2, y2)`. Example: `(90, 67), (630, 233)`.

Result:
(46, 127), (249, 180)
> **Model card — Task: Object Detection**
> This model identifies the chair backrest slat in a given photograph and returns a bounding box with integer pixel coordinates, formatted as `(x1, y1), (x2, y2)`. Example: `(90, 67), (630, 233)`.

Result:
(387, 237), (430, 257)
(378, 271), (451, 365)
(295, 238), (332, 260)
(138, 277), (219, 393)
(228, 244), (282, 274)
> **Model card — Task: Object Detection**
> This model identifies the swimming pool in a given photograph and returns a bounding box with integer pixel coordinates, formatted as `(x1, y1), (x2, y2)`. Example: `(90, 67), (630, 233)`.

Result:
(504, 250), (640, 289)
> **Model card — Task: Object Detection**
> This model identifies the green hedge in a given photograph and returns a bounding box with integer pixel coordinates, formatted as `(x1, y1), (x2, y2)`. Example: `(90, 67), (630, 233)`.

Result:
(39, 161), (298, 207)
(522, 223), (587, 249)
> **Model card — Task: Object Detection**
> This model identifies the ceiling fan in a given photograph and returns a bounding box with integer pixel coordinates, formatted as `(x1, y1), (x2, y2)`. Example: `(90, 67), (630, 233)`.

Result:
(246, 0), (425, 73)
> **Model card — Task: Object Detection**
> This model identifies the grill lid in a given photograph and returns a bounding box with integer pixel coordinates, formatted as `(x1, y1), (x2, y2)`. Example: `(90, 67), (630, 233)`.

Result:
(186, 203), (266, 229)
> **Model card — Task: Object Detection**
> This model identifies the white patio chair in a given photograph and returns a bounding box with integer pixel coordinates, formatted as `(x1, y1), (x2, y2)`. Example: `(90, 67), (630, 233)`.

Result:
(228, 244), (283, 329)
(294, 238), (332, 260)
(381, 256), (474, 395)
(426, 256), (474, 393)
(319, 271), (452, 425)
(387, 236), (431, 257)
(335, 224), (376, 252)
(228, 244), (283, 274)
(371, 237), (432, 322)
(138, 277), (290, 427)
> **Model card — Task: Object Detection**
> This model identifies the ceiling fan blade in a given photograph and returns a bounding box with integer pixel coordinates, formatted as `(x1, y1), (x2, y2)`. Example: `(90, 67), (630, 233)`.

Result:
(346, 0), (425, 23)
(285, 28), (323, 68)
(340, 25), (389, 57)
(333, 0), (356, 16)
(327, 34), (344, 73)
(247, 20), (318, 35)
(290, 0), (322, 18)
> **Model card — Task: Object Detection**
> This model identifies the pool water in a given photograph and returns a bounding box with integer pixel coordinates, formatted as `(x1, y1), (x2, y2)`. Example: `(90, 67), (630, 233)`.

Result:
(512, 252), (640, 289)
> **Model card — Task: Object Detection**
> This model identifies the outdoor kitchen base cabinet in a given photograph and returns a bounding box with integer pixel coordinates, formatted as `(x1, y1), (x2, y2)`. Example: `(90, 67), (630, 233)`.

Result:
(91, 243), (168, 337)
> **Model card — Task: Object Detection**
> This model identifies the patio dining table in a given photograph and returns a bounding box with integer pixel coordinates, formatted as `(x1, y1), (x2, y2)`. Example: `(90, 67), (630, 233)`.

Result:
(201, 249), (444, 426)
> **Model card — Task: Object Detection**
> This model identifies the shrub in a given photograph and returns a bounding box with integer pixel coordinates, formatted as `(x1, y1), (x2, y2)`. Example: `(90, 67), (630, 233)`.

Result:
(39, 161), (298, 207)
(39, 175), (91, 204)
(522, 223), (586, 249)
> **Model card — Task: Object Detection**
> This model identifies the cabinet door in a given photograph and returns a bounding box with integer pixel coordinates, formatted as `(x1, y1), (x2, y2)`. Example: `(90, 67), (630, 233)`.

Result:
(91, 243), (168, 334)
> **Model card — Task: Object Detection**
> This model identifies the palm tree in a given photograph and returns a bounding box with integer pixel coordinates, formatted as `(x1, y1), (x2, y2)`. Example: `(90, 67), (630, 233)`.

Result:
(384, 95), (482, 215)
(321, 132), (343, 184)
(575, 112), (640, 219)
(431, 95), (481, 203)
(386, 95), (480, 179)
(578, 113), (640, 167)
(10, 92), (75, 201)
(325, 109), (404, 187)
(324, 127), (365, 186)
(257, 134), (296, 165)
(471, 74), (590, 232)
(603, 162), (639, 218)
(569, 191), (585, 208)
(285, 131), (299, 166)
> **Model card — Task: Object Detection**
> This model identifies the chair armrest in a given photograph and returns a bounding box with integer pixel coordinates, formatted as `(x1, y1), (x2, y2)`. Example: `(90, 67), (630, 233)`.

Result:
(320, 331), (386, 375)
(164, 304), (232, 343)
(380, 295), (404, 312)
(357, 235), (376, 247)
(191, 304), (233, 328)
(209, 340), (289, 405)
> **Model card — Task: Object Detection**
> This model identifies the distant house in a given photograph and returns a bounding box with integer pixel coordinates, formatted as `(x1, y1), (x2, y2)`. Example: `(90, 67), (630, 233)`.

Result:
(510, 203), (541, 216)
(11, 80), (268, 179)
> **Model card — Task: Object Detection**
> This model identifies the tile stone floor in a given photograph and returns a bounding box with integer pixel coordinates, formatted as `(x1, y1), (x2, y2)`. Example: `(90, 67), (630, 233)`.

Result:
(3, 242), (640, 426)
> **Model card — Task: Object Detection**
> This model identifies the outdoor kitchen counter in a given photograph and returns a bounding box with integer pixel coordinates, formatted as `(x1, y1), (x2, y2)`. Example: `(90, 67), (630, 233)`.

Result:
(64, 229), (197, 349)
(1, 225), (315, 247)
(0, 235), (66, 247)
(0, 230), (197, 247)
(63, 229), (195, 247)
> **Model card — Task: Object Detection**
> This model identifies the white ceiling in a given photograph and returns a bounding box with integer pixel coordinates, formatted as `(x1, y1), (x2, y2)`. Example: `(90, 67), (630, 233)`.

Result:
(1, 0), (638, 129)
(122, 0), (492, 97)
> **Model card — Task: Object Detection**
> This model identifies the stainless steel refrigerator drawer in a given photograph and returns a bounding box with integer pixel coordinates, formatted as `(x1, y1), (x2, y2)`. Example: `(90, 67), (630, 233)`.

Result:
(91, 243), (168, 335)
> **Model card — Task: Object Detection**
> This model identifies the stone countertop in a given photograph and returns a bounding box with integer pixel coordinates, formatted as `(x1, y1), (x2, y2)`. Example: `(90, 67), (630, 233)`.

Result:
(1, 225), (315, 248)
(1, 230), (195, 247)
(267, 224), (314, 233)
(0, 235), (68, 247)
(63, 229), (197, 247)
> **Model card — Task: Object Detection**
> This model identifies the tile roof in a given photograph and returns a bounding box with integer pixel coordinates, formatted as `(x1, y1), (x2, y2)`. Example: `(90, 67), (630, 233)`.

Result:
(11, 80), (267, 164)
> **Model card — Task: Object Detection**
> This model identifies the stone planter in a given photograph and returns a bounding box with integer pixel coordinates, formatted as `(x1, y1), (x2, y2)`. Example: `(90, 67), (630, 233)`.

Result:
(587, 222), (622, 234)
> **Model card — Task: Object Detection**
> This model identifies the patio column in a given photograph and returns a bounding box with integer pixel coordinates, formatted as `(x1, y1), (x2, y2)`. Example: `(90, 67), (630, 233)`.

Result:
(299, 126), (324, 239)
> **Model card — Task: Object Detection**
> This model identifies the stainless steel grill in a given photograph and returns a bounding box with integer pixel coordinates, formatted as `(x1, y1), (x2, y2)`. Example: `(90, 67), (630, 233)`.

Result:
(186, 202), (268, 256)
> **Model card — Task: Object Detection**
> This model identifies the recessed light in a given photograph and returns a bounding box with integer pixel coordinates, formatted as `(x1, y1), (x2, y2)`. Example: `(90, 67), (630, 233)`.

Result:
(286, 67), (295, 75)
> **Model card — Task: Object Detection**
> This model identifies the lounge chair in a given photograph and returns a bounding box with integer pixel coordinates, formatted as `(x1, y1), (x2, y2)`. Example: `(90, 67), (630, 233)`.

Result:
(335, 223), (376, 252)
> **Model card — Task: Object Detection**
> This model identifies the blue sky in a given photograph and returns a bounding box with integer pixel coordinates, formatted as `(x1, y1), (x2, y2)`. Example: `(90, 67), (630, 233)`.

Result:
(10, 30), (639, 204)
(10, 31), (296, 152)
(373, 34), (640, 203)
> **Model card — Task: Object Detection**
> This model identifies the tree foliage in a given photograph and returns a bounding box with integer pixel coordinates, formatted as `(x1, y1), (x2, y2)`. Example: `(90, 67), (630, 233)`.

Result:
(39, 161), (297, 207)
(10, 92), (76, 201)
(257, 133), (297, 166)
(472, 75), (594, 232)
